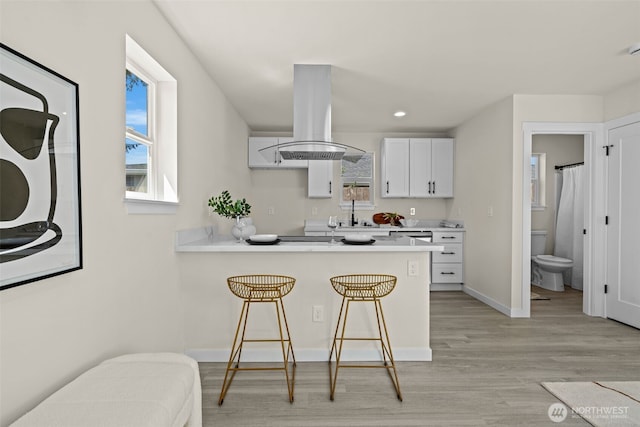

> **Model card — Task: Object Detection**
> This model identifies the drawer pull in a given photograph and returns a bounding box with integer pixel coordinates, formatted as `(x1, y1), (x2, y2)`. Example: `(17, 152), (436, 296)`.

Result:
(440, 272), (456, 275)
(442, 252), (456, 255)
(441, 236), (456, 239)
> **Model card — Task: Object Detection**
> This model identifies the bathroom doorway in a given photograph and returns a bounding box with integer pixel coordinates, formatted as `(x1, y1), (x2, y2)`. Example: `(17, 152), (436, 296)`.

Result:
(532, 134), (584, 295)
(522, 123), (601, 319)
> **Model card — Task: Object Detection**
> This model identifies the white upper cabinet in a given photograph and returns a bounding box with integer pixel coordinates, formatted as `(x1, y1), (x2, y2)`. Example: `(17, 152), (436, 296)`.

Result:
(308, 160), (333, 198)
(381, 137), (454, 198)
(248, 137), (308, 168)
(429, 138), (454, 197)
(381, 138), (410, 197)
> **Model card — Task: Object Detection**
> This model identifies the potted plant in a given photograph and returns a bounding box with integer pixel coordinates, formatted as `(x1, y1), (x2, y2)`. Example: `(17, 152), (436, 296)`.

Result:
(208, 190), (251, 218)
(208, 190), (255, 239)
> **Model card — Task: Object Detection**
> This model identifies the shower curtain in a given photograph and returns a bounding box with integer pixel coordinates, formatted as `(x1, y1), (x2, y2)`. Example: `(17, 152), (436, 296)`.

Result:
(554, 165), (584, 290)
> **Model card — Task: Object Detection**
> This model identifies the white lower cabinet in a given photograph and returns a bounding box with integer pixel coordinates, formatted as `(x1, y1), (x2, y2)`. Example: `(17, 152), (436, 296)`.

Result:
(431, 230), (464, 290)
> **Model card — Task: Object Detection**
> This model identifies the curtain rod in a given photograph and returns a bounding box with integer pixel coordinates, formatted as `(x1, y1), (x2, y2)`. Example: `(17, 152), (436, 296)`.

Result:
(555, 162), (584, 170)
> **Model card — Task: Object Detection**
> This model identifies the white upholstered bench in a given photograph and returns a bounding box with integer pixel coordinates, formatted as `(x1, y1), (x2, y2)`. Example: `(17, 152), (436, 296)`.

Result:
(10, 353), (202, 427)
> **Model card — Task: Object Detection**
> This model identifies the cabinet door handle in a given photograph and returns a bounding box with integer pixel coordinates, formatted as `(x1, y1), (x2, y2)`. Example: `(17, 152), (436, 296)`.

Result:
(432, 181), (436, 194)
(329, 181), (332, 194)
(427, 181), (431, 193)
(386, 181), (389, 193)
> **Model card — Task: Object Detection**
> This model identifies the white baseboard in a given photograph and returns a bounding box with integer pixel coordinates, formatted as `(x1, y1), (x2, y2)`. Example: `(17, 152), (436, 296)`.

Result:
(186, 347), (432, 363)
(463, 285), (512, 317)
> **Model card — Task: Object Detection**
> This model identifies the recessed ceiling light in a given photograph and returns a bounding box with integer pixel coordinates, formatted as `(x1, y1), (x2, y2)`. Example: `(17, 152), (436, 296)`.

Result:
(629, 43), (640, 56)
(394, 111), (406, 117)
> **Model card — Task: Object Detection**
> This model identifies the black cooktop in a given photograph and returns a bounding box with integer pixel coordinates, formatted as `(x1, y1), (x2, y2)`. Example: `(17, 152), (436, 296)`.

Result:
(279, 235), (333, 242)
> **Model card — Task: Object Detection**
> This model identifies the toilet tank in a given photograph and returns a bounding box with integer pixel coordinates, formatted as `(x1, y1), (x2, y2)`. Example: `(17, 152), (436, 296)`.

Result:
(531, 230), (547, 256)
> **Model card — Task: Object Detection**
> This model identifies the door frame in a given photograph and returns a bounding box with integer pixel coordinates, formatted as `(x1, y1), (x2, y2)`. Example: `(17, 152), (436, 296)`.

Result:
(522, 122), (604, 318)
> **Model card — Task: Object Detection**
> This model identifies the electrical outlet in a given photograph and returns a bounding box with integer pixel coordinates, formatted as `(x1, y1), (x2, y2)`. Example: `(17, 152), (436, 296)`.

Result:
(268, 207), (275, 215)
(407, 260), (418, 276)
(312, 305), (324, 322)
(312, 207), (318, 215)
(410, 207), (416, 216)
(487, 206), (493, 217)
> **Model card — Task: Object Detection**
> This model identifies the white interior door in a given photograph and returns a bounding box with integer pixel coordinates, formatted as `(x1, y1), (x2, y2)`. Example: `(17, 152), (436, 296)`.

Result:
(606, 121), (640, 329)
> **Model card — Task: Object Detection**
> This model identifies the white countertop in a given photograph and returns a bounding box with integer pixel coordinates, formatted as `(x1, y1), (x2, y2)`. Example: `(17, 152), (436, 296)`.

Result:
(175, 227), (444, 253)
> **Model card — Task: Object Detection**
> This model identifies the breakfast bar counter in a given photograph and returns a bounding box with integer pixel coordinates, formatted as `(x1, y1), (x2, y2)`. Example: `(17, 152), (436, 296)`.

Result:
(176, 227), (442, 363)
(175, 227), (443, 253)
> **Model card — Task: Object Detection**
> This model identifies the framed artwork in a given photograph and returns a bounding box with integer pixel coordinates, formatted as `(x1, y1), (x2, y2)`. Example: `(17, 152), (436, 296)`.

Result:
(1, 43), (82, 290)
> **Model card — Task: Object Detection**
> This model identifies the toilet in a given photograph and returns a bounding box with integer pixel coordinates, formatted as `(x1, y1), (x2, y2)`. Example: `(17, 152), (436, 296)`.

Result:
(531, 230), (573, 292)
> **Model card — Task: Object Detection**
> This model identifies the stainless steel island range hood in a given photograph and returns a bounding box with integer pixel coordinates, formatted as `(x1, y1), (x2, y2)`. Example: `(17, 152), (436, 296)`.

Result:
(260, 64), (364, 161)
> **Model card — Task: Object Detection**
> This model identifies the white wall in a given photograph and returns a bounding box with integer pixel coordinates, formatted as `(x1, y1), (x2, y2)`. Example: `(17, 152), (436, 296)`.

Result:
(448, 97), (515, 309)
(531, 134), (584, 254)
(604, 79), (640, 121)
(0, 1), (249, 425)
(510, 95), (603, 311)
(448, 95), (604, 315)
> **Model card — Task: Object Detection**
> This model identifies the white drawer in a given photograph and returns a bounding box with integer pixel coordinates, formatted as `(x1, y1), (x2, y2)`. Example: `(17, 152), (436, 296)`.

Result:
(431, 264), (463, 283)
(432, 231), (464, 243)
(432, 244), (463, 263)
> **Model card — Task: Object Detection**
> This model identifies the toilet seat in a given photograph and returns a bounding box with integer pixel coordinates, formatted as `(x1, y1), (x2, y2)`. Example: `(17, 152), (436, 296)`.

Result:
(536, 255), (572, 265)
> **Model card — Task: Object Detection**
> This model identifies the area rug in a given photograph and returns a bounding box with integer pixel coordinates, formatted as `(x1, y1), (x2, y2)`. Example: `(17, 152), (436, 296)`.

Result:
(542, 381), (640, 426)
(531, 291), (550, 300)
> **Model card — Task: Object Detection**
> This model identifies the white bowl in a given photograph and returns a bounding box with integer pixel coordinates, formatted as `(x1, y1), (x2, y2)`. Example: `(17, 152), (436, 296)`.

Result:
(343, 233), (372, 242)
(249, 234), (278, 242)
(400, 219), (419, 227)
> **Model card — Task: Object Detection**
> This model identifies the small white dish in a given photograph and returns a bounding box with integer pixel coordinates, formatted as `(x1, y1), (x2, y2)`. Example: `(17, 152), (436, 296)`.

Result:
(343, 233), (372, 242)
(249, 234), (278, 242)
(400, 219), (419, 227)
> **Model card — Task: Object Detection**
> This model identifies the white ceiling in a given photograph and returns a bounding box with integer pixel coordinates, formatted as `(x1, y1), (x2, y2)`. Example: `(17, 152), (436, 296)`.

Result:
(154, 0), (640, 134)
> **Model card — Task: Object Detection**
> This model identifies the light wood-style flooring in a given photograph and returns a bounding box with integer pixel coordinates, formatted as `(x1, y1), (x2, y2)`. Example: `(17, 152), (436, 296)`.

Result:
(199, 287), (640, 426)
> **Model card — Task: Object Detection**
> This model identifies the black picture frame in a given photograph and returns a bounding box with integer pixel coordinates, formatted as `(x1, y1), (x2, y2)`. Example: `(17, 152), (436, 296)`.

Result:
(1, 43), (82, 290)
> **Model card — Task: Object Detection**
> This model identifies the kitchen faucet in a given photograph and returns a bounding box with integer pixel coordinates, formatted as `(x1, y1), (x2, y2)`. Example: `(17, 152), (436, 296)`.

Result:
(351, 199), (356, 226)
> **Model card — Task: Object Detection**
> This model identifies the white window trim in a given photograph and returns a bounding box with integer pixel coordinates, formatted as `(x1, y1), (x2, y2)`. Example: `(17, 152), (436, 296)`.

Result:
(531, 152), (546, 210)
(124, 35), (178, 214)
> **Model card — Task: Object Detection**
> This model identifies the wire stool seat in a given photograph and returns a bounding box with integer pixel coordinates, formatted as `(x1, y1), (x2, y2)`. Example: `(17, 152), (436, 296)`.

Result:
(328, 274), (402, 401)
(218, 274), (296, 405)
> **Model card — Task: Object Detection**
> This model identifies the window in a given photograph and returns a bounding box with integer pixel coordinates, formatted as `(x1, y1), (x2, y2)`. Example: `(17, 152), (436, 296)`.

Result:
(340, 153), (374, 209)
(126, 68), (153, 194)
(125, 35), (178, 214)
(531, 153), (546, 209)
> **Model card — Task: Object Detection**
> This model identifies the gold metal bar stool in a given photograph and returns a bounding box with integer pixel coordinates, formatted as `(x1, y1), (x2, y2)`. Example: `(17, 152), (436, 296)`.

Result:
(218, 274), (296, 405)
(328, 274), (402, 401)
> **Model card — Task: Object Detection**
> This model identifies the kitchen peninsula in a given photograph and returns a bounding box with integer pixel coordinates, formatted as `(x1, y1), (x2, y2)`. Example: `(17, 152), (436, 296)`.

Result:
(176, 228), (443, 362)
